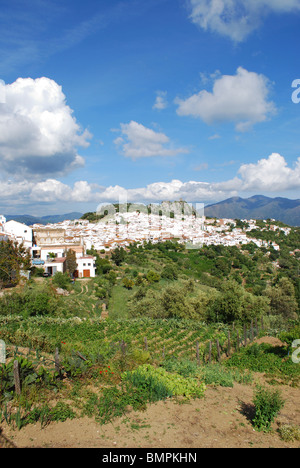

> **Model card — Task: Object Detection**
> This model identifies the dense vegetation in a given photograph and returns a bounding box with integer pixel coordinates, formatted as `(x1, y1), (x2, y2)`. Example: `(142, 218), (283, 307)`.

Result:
(0, 239), (31, 288)
(0, 223), (299, 436)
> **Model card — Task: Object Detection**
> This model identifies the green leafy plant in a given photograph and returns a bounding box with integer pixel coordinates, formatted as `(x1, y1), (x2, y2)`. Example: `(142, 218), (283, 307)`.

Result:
(123, 364), (206, 400)
(252, 385), (285, 432)
(201, 363), (252, 387)
(225, 342), (300, 385)
(83, 384), (149, 425)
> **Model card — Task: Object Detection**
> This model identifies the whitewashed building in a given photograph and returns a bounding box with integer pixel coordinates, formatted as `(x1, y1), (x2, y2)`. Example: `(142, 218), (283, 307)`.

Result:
(3, 220), (33, 248)
(75, 256), (97, 278)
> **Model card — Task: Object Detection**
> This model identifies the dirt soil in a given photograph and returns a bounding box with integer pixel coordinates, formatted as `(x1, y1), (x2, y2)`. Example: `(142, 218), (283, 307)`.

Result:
(1, 337), (300, 449)
(0, 376), (299, 449)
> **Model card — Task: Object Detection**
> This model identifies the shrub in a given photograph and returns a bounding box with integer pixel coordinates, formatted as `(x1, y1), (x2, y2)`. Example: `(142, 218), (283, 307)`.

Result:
(278, 424), (300, 442)
(123, 364), (206, 400)
(225, 342), (300, 384)
(83, 385), (149, 424)
(24, 292), (53, 317)
(161, 265), (178, 280)
(146, 270), (160, 283)
(162, 358), (201, 378)
(122, 277), (134, 290)
(52, 272), (72, 290)
(201, 364), (252, 387)
(252, 385), (285, 432)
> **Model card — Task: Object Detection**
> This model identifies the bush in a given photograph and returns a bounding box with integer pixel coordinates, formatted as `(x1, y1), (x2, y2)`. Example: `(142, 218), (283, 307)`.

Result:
(146, 270), (160, 283)
(225, 342), (300, 385)
(122, 277), (134, 290)
(201, 364), (252, 387)
(162, 358), (200, 378)
(278, 424), (300, 442)
(24, 292), (53, 317)
(30, 267), (45, 278)
(123, 364), (206, 400)
(52, 272), (72, 290)
(83, 384), (150, 424)
(161, 265), (178, 280)
(252, 385), (285, 432)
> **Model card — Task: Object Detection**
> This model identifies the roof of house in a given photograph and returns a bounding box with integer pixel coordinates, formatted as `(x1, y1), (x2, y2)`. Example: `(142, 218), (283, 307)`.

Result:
(77, 256), (96, 261)
(44, 257), (67, 264)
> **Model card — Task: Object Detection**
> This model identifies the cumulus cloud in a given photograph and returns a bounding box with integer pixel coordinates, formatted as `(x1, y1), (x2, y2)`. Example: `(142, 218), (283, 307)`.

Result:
(94, 179), (232, 203)
(153, 91), (168, 110)
(100, 154), (300, 202)
(187, 0), (300, 42)
(29, 179), (105, 203)
(0, 77), (92, 176)
(113, 120), (189, 159)
(237, 153), (300, 191)
(176, 67), (275, 132)
(1, 154), (298, 213)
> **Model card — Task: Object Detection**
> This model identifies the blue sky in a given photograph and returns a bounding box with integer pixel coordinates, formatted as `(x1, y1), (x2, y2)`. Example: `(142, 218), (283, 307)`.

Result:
(0, 0), (300, 215)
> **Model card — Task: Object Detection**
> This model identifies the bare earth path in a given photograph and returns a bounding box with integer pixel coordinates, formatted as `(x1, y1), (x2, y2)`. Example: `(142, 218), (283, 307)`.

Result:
(2, 375), (299, 449)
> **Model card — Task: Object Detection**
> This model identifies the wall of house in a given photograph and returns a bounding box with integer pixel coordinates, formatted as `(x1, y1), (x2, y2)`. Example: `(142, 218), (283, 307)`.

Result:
(75, 257), (96, 278)
(4, 220), (33, 247)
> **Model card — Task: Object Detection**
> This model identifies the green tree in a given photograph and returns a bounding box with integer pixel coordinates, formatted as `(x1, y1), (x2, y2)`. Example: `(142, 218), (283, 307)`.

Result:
(208, 280), (243, 323)
(207, 280), (268, 324)
(161, 265), (178, 280)
(111, 247), (126, 266)
(122, 277), (134, 289)
(52, 272), (72, 290)
(265, 277), (298, 319)
(146, 270), (160, 283)
(0, 239), (31, 288)
(64, 249), (78, 277)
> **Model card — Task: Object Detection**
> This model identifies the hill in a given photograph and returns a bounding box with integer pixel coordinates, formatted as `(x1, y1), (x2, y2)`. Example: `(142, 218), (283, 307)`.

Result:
(4, 212), (83, 226)
(204, 195), (300, 226)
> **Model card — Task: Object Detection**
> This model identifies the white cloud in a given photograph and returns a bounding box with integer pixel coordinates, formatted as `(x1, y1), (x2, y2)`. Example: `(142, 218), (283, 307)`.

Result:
(96, 179), (231, 203)
(30, 179), (72, 203)
(0, 77), (92, 176)
(237, 153), (300, 191)
(187, 0), (300, 42)
(113, 121), (189, 159)
(153, 91), (168, 110)
(30, 179), (105, 203)
(208, 134), (221, 140)
(213, 153), (300, 193)
(176, 67), (275, 132)
(1, 154), (298, 213)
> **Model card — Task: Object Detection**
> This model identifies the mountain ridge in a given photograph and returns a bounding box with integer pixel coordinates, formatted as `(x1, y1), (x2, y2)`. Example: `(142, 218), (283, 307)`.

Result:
(4, 212), (83, 226)
(204, 195), (300, 226)
(3, 195), (300, 227)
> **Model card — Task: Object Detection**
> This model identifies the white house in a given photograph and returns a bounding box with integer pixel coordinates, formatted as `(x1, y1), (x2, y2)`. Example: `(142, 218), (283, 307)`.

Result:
(74, 256), (96, 278)
(4, 220), (33, 248)
(43, 257), (67, 276)
(40, 254), (96, 278)
(38, 244), (84, 262)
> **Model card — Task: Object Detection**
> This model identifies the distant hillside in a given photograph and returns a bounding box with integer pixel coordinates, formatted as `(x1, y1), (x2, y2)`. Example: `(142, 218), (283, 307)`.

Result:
(5, 212), (83, 226)
(204, 195), (300, 226)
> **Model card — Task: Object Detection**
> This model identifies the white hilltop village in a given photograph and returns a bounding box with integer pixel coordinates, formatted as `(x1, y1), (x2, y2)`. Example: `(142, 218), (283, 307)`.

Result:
(0, 201), (291, 279)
